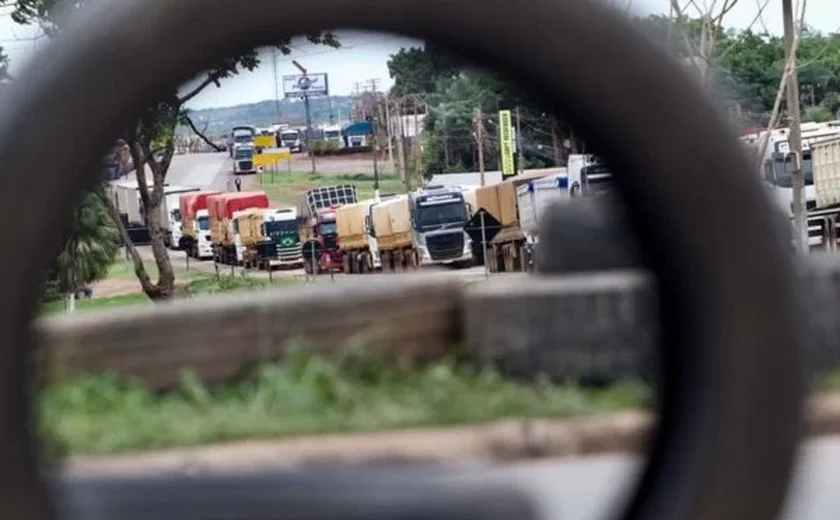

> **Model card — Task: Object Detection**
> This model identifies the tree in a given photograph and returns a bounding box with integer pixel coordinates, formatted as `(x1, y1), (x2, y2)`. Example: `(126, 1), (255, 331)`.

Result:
(43, 185), (120, 308)
(8, 0), (339, 301)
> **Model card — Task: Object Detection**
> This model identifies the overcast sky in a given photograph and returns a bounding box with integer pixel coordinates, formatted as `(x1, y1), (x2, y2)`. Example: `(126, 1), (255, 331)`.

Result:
(0, 0), (838, 110)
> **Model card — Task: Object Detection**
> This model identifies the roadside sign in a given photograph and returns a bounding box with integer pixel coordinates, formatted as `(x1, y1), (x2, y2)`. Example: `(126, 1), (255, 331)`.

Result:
(463, 208), (502, 245)
(253, 147), (292, 167)
(254, 135), (276, 149)
(498, 110), (515, 177)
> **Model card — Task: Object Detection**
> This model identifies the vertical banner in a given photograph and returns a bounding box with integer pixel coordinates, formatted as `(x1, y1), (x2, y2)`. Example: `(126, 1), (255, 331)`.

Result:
(498, 110), (515, 177)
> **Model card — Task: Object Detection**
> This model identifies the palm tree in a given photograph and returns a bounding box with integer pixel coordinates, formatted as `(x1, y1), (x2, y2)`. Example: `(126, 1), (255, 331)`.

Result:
(44, 184), (121, 311)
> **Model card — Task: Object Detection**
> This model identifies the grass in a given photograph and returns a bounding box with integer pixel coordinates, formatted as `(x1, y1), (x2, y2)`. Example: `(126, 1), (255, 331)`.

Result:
(257, 171), (408, 206)
(105, 258), (196, 281)
(40, 293), (152, 316)
(41, 273), (303, 317)
(38, 345), (653, 458)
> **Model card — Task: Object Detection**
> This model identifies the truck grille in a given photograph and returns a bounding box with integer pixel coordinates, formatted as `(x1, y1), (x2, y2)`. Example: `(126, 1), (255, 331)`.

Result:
(239, 161), (253, 171)
(323, 234), (338, 250)
(426, 232), (464, 261)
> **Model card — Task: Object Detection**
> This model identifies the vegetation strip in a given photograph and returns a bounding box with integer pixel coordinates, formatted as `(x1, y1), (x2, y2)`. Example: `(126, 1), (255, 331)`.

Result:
(38, 349), (652, 459)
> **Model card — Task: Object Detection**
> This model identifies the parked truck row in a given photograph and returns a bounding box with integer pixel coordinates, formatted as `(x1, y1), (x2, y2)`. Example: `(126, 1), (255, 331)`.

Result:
(106, 153), (611, 275)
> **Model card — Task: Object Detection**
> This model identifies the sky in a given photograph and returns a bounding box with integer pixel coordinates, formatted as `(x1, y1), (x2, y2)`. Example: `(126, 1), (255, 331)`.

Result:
(0, 0), (838, 110)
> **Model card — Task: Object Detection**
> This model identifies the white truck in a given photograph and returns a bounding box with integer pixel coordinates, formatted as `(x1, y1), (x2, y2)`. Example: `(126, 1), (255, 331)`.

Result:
(744, 125), (840, 249)
(108, 179), (199, 248)
(232, 143), (257, 175)
(229, 126), (255, 156)
(279, 128), (304, 153)
(323, 125), (345, 149)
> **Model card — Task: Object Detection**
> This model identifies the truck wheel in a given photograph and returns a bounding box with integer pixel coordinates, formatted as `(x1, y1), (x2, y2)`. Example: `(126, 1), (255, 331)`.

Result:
(381, 252), (391, 273)
(503, 245), (515, 272)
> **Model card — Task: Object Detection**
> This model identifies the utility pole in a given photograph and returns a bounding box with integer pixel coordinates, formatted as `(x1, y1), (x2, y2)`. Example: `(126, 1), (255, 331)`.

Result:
(515, 106), (524, 174)
(384, 95), (394, 164)
(395, 97), (409, 192)
(271, 48), (281, 124)
(550, 117), (563, 166)
(475, 108), (486, 187)
(412, 95), (422, 187)
(783, 0), (806, 252)
(292, 59), (316, 175)
(369, 79), (380, 201)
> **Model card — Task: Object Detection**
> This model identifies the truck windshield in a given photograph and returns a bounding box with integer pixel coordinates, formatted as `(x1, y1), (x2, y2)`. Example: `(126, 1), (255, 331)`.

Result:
(234, 148), (253, 160)
(416, 202), (468, 229)
(281, 132), (299, 142)
(319, 222), (337, 235)
(325, 131), (341, 139)
(265, 220), (298, 238)
(171, 209), (181, 222)
(233, 135), (252, 143)
(765, 152), (814, 188)
(197, 216), (210, 231)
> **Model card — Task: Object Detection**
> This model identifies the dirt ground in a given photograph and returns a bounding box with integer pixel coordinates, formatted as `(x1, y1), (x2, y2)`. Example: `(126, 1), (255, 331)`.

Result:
(90, 278), (142, 298)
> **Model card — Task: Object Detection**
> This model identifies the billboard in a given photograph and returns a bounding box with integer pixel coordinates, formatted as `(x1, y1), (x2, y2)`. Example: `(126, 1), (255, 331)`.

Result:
(282, 73), (329, 98)
(498, 110), (515, 177)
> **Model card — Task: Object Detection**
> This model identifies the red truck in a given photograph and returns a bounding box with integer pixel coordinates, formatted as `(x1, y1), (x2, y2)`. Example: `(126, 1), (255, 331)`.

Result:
(178, 190), (221, 259)
(207, 191), (270, 265)
(296, 186), (358, 275)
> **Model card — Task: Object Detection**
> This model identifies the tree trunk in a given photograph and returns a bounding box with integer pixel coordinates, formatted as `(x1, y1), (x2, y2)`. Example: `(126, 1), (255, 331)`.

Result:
(144, 197), (175, 300)
(101, 193), (165, 300)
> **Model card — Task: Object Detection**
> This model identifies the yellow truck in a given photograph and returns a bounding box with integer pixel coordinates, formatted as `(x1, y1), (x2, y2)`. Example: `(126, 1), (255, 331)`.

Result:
(336, 200), (375, 274)
(474, 170), (554, 272)
(371, 195), (419, 272)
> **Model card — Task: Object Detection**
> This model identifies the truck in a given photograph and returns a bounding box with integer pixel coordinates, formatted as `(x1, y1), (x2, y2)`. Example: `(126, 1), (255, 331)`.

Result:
(279, 128), (304, 153)
(323, 125), (345, 149)
(476, 154), (614, 272)
(744, 125), (840, 248)
(108, 179), (199, 248)
(372, 185), (473, 271)
(232, 143), (257, 175)
(236, 208), (304, 270)
(229, 126), (256, 156)
(296, 185), (359, 274)
(207, 191), (270, 265)
(179, 190), (221, 260)
(335, 197), (399, 274)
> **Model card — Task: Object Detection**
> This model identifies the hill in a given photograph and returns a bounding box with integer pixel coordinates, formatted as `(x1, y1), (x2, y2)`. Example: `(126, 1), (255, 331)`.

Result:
(180, 96), (355, 138)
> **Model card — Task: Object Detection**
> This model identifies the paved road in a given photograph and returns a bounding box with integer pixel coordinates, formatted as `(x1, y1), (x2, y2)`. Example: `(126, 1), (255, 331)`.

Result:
(448, 436), (840, 520)
(166, 152), (232, 191)
(137, 244), (500, 284)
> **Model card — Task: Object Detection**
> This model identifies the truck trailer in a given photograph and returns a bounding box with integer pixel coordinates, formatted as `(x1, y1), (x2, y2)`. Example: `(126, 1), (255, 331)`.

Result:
(179, 190), (221, 260)
(476, 154), (614, 272)
(207, 191), (270, 265)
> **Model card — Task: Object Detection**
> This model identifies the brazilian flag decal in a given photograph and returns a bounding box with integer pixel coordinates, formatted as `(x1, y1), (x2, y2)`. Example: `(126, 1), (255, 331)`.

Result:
(279, 234), (297, 248)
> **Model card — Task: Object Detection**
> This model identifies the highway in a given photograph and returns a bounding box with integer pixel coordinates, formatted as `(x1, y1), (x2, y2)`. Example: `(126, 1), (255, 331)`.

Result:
(448, 436), (840, 520)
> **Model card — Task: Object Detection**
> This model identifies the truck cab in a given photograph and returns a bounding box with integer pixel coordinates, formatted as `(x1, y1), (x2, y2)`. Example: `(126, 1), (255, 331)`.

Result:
(566, 154), (614, 197)
(229, 126), (255, 156)
(193, 209), (214, 259)
(409, 185), (473, 267)
(232, 143), (256, 175)
(279, 129), (303, 153)
(262, 209), (303, 265)
(323, 125), (344, 149)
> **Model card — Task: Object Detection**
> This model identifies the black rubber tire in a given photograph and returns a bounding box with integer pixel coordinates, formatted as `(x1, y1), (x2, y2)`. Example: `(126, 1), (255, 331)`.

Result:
(0, 1), (802, 520)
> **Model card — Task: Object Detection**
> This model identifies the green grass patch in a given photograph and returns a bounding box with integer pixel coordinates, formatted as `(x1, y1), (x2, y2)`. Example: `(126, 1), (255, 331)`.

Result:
(41, 274), (303, 317)
(257, 171), (408, 206)
(40, 293), (152, 316)
(38, 346), (653, 457)
(105, 259), (195, 281)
